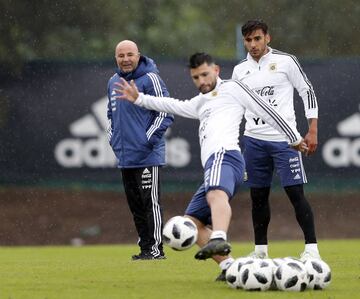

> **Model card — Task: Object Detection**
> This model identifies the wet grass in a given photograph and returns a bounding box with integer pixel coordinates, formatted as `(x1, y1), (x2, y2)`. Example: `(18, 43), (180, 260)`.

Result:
(0, 239), (358, 299)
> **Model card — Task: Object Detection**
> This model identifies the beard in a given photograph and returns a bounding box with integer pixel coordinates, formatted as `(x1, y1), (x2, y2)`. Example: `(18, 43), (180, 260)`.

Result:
(199, 81), (217, 94)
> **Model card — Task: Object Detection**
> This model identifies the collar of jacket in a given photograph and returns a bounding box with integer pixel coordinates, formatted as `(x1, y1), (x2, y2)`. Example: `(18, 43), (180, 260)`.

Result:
(246, 46), (273, 65)
(116, 55), (159, 80)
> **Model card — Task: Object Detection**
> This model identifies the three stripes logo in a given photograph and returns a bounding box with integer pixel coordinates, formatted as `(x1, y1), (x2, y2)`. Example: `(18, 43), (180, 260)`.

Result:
(54, 97), (117, 168)
(293, 173), (301, 180)
(54, 97), (192, 168)
(322, 104), (360, 167)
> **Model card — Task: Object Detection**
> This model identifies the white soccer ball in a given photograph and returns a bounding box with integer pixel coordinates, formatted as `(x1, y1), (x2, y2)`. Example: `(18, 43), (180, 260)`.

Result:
(274, 258), (309, 291)
(303, 258), (331, 290)
(225, 257), (254, 289)
(262, 258), (278, 274)
(239, 258), (274, 291)
(261, 258), (278, 290)
(272, 257), (288, 269)
(162, 216), (198, 251)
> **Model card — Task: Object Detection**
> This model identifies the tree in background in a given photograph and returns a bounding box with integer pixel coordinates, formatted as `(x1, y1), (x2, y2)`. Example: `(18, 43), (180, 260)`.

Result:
(1, 0), (359, 77)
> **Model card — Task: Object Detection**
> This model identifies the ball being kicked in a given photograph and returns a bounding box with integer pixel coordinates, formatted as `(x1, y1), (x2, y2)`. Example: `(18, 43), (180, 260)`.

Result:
(162, 216), (198, 251)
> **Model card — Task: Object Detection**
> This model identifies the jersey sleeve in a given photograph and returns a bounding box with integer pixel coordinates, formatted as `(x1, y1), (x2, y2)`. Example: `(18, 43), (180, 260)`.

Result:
(286, 56), (318, 119)
(232, 80), (302, 145)
(135, 93), (199, 119)
(144, 72), (174, 145)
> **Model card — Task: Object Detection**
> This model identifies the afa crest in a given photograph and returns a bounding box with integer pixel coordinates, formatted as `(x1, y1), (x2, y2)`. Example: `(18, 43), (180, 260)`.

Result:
(269, 63), (277, 71)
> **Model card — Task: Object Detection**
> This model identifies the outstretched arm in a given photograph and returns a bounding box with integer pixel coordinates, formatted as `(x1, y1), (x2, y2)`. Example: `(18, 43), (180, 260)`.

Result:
(114, 78), (199, 119)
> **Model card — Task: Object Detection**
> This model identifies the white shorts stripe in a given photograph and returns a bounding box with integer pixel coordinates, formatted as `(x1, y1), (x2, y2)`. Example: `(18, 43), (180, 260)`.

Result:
(209, 148), (225, 186)
(298, 152), (307, 183)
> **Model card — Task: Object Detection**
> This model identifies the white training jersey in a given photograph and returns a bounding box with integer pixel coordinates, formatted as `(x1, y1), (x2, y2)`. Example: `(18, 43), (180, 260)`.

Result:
(232, 47), (318, 142)
(135, 78), (302, 167)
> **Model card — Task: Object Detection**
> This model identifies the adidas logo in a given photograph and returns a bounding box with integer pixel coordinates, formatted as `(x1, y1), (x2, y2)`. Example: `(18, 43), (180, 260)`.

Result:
(245, 70), (251, 75)
(54, 97), (117, 168)
(142, 168), (152, 179)
(322, 104), (360, 168)
(293, 173), (301, 180)
(69, 97), (109, 137)
(337, 106), (360, 136)
(54, 97), (193, 169)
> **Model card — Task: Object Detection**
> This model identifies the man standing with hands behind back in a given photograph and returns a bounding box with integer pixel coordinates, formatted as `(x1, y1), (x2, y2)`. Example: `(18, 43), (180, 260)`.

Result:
(107, 40), (174, 260)
(232, 19), (320, 260)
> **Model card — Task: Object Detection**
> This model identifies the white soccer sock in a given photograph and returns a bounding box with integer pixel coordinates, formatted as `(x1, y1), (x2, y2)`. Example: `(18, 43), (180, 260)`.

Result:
(210, 230), (227, 241)
(305, 243), (319, 254)
(255, 245), (268, 255)
(219, 257), (234, 271)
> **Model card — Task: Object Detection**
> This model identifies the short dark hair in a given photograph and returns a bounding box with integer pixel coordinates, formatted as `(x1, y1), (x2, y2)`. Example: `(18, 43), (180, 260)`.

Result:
(241, 19), (268, 37)
(188, 52), (215, 68)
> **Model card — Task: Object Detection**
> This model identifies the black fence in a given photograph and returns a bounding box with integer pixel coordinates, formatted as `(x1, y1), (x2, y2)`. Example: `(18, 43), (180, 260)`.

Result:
(1, 58), (360, 188)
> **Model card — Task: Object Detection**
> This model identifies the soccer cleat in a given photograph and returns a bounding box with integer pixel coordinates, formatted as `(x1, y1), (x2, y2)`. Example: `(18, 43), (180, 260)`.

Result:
(300, 250), (321, 261)
(153, 255), (166, 260)
(215, 269), (227, 282)
(131, 252), (166, 260)
(131, 253), (142, 260)
(247, 250), (268, 259)
(194, 238), (231, 260)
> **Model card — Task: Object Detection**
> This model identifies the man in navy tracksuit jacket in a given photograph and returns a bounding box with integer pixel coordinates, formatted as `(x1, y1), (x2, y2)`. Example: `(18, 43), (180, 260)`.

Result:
(107, 40), (174, 260)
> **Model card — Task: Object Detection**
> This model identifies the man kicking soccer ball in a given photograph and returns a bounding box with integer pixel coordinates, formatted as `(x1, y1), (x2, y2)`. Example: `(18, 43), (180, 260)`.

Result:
(114, 52), (308, 281)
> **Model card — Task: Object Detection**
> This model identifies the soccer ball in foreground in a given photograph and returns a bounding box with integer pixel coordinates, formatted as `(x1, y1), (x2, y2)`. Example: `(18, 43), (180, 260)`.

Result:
(162, 216), (198, 250)
(225, 257), (254, 289)
(275, 258), (309, 291)
(239, 258), (274, 291)
(303, 258), (331, 290)
(272, 257), (287, 269)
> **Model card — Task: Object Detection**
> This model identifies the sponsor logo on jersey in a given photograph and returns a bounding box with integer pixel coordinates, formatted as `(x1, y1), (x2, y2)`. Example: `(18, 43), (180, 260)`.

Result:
(322, 105), (360, 167)
(255, 86), (275, 97)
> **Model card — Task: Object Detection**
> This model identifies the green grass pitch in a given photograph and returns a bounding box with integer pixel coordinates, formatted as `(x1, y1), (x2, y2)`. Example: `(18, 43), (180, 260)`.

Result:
(0, 239), (359, 299)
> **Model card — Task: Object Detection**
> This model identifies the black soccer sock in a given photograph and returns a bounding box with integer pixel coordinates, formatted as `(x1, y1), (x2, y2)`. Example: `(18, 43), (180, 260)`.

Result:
(251, 187), (271, 245)
(284, 184), (317, 244)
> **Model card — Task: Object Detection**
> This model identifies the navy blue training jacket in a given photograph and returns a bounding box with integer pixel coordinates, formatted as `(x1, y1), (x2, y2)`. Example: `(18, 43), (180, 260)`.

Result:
(107, 56), (174, 168)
